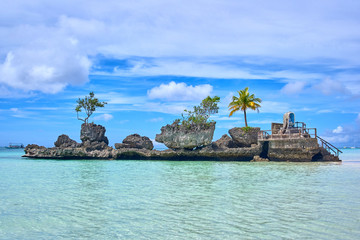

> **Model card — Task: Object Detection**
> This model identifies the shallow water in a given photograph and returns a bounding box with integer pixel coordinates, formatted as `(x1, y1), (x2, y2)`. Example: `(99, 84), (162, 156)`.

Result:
(0, 148), (360, 239)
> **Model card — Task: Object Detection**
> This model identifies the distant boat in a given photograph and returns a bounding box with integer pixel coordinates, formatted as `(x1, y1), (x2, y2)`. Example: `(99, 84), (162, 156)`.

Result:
(5, 143), (24, 149)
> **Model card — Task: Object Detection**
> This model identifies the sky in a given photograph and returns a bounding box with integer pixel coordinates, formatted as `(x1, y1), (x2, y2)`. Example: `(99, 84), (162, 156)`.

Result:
(1, 0), (360, 148)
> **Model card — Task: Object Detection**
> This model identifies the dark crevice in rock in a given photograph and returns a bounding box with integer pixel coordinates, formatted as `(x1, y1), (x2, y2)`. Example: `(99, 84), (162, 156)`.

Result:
(260, 141), (269, 159)
(312, 152), (323, 161)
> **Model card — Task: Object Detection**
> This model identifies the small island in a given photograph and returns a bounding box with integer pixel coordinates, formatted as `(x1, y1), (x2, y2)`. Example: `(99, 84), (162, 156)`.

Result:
(23, 90), (341, 162)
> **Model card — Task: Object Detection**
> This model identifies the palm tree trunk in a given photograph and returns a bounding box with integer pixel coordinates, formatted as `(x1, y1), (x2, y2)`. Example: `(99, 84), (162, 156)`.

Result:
(244, 110), (248, 127)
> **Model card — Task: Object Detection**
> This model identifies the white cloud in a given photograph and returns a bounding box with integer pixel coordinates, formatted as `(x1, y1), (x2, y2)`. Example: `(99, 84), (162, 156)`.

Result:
(332, 126), (343, 134)
(118, 120), (129, 124)
(2, 0), (360, 95)
(95, 92), (145, 105)
(249, 119), (277, 124)
(150, 138), (167, 150)
(317, 109), (333, 114)
(257, 101), (290, 114)
(107, 59), (266, 79)
(147, 81), (213, 101)
(0, 39), (90, 94)
(8, 107), (36, 119)
(213, 116), (242, 121)
(93, 113), (113, 121)
(217, 122), (239, 129)
(281, 81), (307, 95)
(148, 117), (164, 122)
(313, 78), (349, 95)
(323, 135), (350, 144)
(139, 102), (188, 115)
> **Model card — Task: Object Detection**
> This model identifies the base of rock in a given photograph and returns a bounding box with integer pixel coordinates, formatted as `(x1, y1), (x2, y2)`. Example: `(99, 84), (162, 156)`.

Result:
(23, 144), (261, 161)
(23, 138), (341, 162)
(251, 155), (269, 162)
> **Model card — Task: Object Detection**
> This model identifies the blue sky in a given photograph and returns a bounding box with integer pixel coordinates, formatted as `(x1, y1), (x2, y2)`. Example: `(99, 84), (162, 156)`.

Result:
(1, 0), (360, 148)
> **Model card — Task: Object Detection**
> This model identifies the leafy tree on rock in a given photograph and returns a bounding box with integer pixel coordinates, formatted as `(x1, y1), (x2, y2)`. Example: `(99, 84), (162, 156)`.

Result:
(228, 87), (261, 127)
(75, 92), (107, 124)
(179, 96), (220, 126)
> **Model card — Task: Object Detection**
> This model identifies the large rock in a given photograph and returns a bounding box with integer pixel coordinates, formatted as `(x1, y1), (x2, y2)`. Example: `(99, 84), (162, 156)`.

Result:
(54, 134), (80, 148)
(115, 134), (154, 150)
(155, 122), (216, 150)
(80, 123), (109, 145)
(229, 127), (260, 147)
(24, 144), (46, 151)
(212, 134), (238, 149)
(23, 144), (116, 159)
(261, 138), (337, 162)
(82, 140), (109, 151)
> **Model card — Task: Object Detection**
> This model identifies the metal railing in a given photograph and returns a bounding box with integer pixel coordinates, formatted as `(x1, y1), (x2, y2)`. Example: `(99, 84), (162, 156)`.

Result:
(317, 136), (343, 157)
(258, 128), (317, 140)
(258, 128), (342, 157)
(294, 121), (306, 129)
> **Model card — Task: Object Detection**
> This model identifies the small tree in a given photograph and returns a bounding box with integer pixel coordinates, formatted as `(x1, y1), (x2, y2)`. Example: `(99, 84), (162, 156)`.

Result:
(75, 92), (107, 124)
(228, 87), (261, 127)
(179, 96), (220, 126)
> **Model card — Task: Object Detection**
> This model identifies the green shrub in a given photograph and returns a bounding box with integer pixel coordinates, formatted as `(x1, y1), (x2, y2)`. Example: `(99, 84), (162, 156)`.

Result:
(172, 96), (220, 129)
(241, 126), (253, 132)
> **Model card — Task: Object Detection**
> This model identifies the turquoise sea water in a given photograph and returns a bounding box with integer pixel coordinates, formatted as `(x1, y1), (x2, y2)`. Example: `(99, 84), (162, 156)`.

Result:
(0, 149), (360, 239)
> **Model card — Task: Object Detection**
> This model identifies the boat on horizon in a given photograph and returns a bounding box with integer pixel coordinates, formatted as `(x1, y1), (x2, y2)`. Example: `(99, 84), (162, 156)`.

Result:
(5, 143), (24, 149)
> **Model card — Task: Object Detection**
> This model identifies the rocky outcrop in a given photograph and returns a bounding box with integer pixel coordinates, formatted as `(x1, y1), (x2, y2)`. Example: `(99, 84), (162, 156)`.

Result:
(54, 134), (80, 148)
(229, 127), (260, 147)
(80, 123), (109, 145)
(155, 122), (216, 150)
(24, 144), (116, 159)
(115, 134), (154, 150)
(260, 138), (339, 162)
(22, 123), (341, 162)
(82, 140), (109, 151)
(23, 137), (341, 162)
(24, 144), (46, 152)
(251, 155), (269, 162)
(211, 134), (238, 149)
(24, 144), (262, 161)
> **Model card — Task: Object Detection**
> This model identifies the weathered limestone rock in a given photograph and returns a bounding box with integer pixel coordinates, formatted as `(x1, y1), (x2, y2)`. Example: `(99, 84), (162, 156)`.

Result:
(22, 138), (340, 162)
(114, 144), (261, 161)
(54, 134), (80, 148)
(317, 147), (340, 162)
(24, 145), (116, 159)
(229, 127), (260, 147)
(251, 155), (269, 162)
(24, 144), (46, 152)
(155, 122), (216, 150)
(115, 134), (154, 150)
(80, 123), (109, 145)
(82, 140), (109, 151)
(212, 134), (238, 149)
(259, 138), (340, 162)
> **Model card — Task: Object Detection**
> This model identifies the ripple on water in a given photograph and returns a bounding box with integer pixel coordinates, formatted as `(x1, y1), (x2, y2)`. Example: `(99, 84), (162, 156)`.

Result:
(0, 150), (360, 239)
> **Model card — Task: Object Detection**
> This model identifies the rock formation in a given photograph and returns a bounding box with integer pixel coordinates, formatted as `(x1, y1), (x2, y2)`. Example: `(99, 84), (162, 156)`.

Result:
(80, 123), (109, 150)
(25, 144), (46, 151)
(259, 138), (333, 162)
(22, 121), (341, 162)
(211, 134), (238, 149)
(155, 122), (216, 150)
(54, 134), (80, 148)
(251, 155), (269, 162)
(115, 134), (154, 150)
(80, 123), (109, 145)
(228, 127), (260, 147)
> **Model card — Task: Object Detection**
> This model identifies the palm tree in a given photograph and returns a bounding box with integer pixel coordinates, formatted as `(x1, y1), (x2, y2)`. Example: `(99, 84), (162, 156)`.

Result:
(228, 87), (262, 127)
